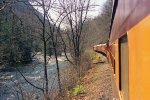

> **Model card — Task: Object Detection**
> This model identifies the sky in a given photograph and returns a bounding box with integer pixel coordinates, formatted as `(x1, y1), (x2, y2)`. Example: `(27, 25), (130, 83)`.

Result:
(32, 0), (107, 18)
(88, 0), (107, 18)
(32, 0), (107, 28)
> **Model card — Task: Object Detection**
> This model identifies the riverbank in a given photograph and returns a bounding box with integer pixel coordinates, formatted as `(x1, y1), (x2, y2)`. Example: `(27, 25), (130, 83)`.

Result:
(71, 63), (116, 100)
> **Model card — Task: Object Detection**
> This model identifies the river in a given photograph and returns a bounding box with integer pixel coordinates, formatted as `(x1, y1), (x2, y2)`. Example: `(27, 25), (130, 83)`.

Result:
(0, 54), (67, 100)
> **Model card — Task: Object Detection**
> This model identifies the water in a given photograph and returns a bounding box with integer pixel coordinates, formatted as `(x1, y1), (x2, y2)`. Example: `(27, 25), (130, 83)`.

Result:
(0, 56), (66, 100)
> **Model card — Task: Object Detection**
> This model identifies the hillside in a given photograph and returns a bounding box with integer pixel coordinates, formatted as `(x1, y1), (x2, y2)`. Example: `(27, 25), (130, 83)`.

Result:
(0, 0), (45, 64)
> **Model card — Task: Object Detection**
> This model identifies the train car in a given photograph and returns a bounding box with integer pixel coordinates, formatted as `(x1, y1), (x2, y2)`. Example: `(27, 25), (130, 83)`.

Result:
(94, 0), (150, 100)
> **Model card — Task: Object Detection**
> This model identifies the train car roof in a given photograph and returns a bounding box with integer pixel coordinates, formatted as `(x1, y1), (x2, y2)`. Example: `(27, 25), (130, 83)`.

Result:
(109, 0), (150, 44)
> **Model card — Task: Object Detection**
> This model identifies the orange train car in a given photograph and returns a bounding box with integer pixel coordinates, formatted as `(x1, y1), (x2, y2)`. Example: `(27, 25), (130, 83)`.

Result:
(94, 0), (150, 100)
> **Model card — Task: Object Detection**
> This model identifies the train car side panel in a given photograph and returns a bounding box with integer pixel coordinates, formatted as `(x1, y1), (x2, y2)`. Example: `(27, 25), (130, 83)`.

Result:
(128, 15), (150, 100)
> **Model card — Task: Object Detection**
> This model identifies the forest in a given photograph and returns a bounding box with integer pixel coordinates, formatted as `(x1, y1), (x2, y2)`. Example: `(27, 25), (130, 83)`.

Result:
(0, 0), (112, 99)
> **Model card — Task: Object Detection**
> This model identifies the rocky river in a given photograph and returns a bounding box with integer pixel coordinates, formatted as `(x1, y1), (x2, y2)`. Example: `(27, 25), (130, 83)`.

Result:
(0, 54), (67, 100)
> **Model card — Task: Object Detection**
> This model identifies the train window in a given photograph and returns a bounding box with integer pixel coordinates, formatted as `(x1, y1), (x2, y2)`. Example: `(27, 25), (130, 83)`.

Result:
(119, 34), (129, 100)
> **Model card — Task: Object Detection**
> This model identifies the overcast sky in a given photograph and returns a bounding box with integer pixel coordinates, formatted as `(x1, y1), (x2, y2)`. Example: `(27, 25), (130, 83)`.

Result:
(33, 0), (107, 18)
(89, 0), (107, 18)
(32, 0), (107, 28)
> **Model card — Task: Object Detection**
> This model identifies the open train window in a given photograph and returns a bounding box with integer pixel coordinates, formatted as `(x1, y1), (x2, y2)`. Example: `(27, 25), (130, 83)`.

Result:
(119, 34), (129, 100)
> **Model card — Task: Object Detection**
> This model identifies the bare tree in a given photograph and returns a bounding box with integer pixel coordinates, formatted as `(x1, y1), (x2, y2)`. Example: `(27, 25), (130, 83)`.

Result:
(13, 0), (51, 98)
(23, 0), (66, 96)
(58, 0), (91, 79)
(1, 0), (94, 99)
(2, 0), (65, 98)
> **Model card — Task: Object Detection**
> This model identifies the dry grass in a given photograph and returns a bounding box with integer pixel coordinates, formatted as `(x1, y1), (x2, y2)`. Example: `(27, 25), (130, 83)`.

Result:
(73, 63), (113, 100)
(55, 51), (93, 99)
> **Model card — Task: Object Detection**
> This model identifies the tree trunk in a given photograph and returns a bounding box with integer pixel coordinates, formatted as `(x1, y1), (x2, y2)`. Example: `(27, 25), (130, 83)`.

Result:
(44, 40), (48, 95)
(42, 8), (49, 96)
(54, 47), (62, 93)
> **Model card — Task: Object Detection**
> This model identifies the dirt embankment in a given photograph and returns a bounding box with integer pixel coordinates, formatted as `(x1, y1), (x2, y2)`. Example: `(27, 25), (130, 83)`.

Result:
(73, 63), (116, 100)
